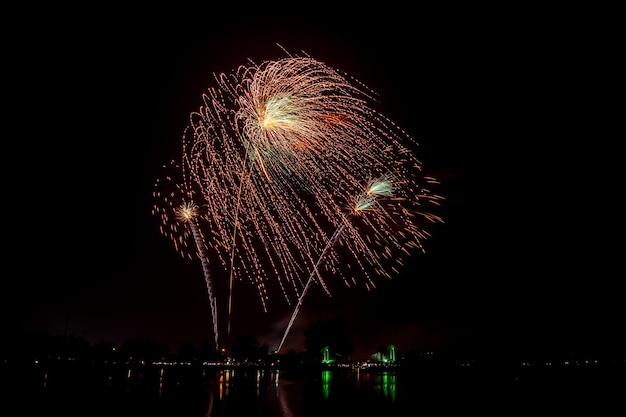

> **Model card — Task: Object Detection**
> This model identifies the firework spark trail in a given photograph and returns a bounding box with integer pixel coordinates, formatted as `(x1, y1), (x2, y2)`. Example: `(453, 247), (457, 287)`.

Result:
(276, 174), (408, 353)
(152, 161), (221, 350)
(186, 90), (297, 311)
(226, 141), (254, 336)
(276, 221), (347, 353)
(185, 205), (220, 351)
(157, 47), (444, 349)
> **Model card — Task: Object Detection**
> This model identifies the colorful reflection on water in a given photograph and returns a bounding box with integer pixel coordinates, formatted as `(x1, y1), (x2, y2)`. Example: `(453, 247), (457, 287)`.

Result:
(3, 362), (621, 416)
(4, 364), (403, 416)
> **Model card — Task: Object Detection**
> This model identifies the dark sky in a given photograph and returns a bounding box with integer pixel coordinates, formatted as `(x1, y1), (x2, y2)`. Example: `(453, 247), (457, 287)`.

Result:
(6, 6), (620, 360)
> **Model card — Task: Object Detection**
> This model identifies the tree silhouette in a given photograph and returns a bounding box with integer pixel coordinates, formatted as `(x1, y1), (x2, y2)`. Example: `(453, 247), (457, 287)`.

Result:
(229, 334), (268, 362)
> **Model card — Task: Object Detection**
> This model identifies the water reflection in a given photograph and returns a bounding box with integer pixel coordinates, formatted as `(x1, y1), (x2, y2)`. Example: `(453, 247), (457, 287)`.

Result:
(374, 371), (396, 402)
(321, 369), (332, 400)
(155, 367), (161, 396)
(5, 364), (406, 416)
(204, 367), (370, 416)
(356, 367), (397, 402)
(4, 360), (624, 416)
(199, 366), (288, 416)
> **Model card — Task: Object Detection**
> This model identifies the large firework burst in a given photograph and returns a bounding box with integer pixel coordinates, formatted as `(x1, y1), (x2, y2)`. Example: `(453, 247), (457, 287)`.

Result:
(154, 46), (443, 349)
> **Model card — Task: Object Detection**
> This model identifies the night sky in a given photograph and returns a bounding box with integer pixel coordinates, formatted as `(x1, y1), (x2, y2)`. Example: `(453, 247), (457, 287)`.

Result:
(6, 6), (620, 360)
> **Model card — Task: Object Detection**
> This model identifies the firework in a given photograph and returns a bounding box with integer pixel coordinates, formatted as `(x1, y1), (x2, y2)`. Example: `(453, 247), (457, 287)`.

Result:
(152, 159), (220, 350)
(155, 46), (443, 350)
(275, 174), (442, 352)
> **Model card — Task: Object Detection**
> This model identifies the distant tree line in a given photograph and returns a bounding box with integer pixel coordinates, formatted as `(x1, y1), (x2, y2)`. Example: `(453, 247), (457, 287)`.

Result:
(7, 316), (616, 370)
(1, 316), (361, 368)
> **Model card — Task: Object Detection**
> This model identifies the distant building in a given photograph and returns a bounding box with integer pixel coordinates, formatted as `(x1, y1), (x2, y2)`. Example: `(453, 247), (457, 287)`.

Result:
(371, 344), (397, 363)
(321, 345), (335, 364)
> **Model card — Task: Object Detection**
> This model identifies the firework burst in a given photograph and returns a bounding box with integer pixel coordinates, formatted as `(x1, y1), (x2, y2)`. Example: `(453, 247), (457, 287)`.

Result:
(154, 46), (443, 350)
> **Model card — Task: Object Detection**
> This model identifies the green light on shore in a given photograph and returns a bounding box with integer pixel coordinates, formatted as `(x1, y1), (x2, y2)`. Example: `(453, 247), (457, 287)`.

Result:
(321, 346), (335, 364)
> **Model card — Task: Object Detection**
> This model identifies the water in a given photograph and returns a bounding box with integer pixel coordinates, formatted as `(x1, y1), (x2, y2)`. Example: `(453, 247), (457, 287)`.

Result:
(2, 362), (624, 416)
